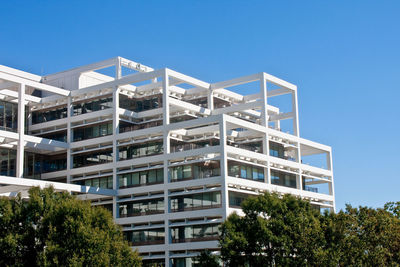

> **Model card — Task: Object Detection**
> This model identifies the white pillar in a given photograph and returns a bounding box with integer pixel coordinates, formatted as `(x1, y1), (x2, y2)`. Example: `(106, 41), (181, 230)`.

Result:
(66, 95), (72, 183)
(207, 86), (214, 110)
(162, 69), (170, 125)
(298, 142), (303, 192)
(162, 69), (171, 267)
(115, 57), (121, 80)
(112, 86), (120, 220)
(219, 115), (229, 219)
(260, 74), (271, 184)
(292, 90), (300, 136)
(16, 83), (25, 178)
(260, 73), (268, 127)
(327, 150), (335, 212)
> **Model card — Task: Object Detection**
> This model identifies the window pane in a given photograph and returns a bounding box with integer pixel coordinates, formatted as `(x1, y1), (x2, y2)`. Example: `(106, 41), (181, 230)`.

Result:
(183, 165), (192, 179)
(92, 178), (100, 187)
(156, 169), (163, 182)
(148, 170), (157, 183)
(132, 173), (140, 185)
(184, 196), (193, 209)
(107, 176), (113, 189)
(203, 192), (212, 206)
(240, 166), (246, 178)
(193, 194), (202, 208)
(99, 177), (108, 188)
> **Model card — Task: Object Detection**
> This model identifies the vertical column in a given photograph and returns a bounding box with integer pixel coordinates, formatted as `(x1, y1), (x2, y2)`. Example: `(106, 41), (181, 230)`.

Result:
(66, 95), (72, 183)
(219, 115), (229, 219)
(297, 173), (303, 192)
(297, 142), (303, 192)
(115, 57), (122, 80)
(162, 69), (170, 267)
(327, 150), (335, 212)
(275, 120), (281, 131)
(16, 84), (25, 178)
(292, 89), (300, 136)
(112, 86), (120, 220)
(207, 86), (214, 110)
(260, 73), (268, 127)
(260, 74), (271, 184)
(163, 69), (170, 125)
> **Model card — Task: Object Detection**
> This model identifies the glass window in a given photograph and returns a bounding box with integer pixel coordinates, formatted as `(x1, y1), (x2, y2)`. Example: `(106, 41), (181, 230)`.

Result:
(184, 196), (193, 209)
(157, 199), (164, 212)
(119, 174), (128, 188)
(100, 177), (108, 188)
(183, 165), (192, 179)
(92, 178), (99, 187)
(193, 194), (202, 208)
(240, 166), (247, 178)
(253, 168), (259, 180)
(140, 172), (147, 184)
(92, 125), (99, 138)
(193, 226), (202, 238)
(148, 170), (157, 183)
(156, 169), (163, 183)
(185, 226), (193, 239)
(203, 192), (212, 206)
(148, 200), (157, 212)
(247, 166), (252, 179)
(5, 103), (13, 129)
(131, 172), (140, 185)
(258, 169), (265, 180)
(212, 192), (221, 206)
(0, 103), (4, 129)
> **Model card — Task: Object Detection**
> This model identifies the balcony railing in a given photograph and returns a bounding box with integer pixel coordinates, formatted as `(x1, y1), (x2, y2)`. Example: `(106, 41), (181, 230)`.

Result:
(170, 170), (220, 183)
(170, 143), (214, 153)
(119, 210), (164, 218)
(119, 120), (163, 133)
(229, 143), (262, 153)
(304, 186), (318, 193)
(128, 239), (164, 246)
(171, 236), (219, 243)
(170, 204), (221, 213)
(119, 180), (163, 189)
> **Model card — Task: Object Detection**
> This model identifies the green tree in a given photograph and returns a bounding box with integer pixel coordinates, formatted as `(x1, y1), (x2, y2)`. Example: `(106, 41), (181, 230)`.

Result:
(385, 201), (400, 219)
(219, 192), (400, 267)
(333, 204), (400, 266)
(0, 186), (141, 267)
(220, 192), (327, 266)
(194, 250), (220, 267)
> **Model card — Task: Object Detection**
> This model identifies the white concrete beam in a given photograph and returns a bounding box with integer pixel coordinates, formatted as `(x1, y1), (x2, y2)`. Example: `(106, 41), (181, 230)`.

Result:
(0, 72), (69, 96)
(0, 175), (116, 196)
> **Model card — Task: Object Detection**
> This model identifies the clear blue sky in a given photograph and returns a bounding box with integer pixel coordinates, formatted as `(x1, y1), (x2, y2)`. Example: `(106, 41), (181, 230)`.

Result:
(1, 1), (399, 211)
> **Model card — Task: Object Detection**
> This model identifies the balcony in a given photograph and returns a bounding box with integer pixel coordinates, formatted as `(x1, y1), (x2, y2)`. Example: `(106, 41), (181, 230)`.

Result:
(129, 239), (164, 246)
(170, 204), (222, 213)
(119, 209), (164, 218)
(304, 185), (318, 193)
(171, 236), (219, 243)
(169, 160), (221, 183)
(119, 180), (163, 189)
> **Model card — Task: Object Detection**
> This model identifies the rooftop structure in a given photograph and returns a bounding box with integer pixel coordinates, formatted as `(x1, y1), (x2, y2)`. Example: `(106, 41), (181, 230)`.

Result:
(0, 57), (334, 267)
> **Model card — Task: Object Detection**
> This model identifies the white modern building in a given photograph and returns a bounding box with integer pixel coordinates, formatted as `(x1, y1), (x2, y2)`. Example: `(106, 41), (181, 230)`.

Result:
(0, 57), (334, 267)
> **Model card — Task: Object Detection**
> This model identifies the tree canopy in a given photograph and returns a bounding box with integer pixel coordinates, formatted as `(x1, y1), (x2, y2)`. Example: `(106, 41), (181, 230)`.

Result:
(0, 187), (141, 267)
(219, 192), (400, 267)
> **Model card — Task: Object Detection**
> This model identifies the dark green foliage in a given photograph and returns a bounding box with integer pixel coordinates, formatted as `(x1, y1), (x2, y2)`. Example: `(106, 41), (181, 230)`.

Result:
(333, 205), (400, 266)
(0, 187), (141, 267)
(220, 192), (326, 266)
(194, 250), (220, 267)
(219, 192), (400, 267)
